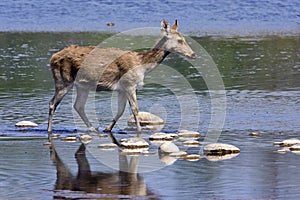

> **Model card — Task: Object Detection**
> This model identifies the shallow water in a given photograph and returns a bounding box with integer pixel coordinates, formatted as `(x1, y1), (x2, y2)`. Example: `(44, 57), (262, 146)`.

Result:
(0, 32), (300, 199)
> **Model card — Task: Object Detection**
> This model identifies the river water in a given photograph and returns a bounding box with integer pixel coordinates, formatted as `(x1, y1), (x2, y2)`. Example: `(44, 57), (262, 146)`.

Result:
(1, 1), (300, 200)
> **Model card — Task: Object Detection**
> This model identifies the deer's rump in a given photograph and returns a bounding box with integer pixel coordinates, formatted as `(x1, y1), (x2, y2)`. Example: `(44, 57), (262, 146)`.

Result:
(50, 45), (134, 91)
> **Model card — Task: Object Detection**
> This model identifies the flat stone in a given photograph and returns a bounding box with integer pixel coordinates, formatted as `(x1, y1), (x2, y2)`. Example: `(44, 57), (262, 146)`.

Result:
(182, 140), (200, 147)
(97, 143), (118, 150)
(128, 112), (164, 126)
(290, 144), (300, 151)
(178, 130), (201, 139)
(149, 132), (177, 142)
(203, 143), (240, 155)
(61, 136), (77, 142)
(120, 137), (150, 149)
(274, 138), (300, 147)
(182, 154), (202, 161)
(15, 121), (38, 128)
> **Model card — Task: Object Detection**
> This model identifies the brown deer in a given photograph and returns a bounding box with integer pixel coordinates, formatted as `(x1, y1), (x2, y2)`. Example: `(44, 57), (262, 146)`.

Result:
(47, 19), (195, 134)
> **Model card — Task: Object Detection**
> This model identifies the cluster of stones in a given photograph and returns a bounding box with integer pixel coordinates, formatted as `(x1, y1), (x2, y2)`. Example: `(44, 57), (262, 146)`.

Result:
(274, 138), (300, 154)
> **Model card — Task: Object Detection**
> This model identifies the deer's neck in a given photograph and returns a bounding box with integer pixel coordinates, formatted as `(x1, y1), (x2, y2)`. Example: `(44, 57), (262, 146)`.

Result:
(140, 36), (170, 65)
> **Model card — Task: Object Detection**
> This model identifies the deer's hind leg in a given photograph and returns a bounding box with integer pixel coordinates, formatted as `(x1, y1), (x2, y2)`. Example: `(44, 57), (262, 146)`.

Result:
(73, 85), (96, 132)
(48, 83), (73, 134)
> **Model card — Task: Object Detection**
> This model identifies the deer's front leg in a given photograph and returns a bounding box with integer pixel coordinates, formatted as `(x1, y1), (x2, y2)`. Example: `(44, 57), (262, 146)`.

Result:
(104, 91), (127, 132)
(127, 90), (142, 133)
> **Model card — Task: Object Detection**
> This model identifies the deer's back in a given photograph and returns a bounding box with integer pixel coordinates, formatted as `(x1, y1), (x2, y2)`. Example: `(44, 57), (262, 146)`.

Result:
(50, 45), (142, 90)
(50, 45), (95, 85)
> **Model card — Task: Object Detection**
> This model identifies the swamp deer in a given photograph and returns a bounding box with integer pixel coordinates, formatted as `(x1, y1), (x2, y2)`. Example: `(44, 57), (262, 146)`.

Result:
(47, 19), (195, 134)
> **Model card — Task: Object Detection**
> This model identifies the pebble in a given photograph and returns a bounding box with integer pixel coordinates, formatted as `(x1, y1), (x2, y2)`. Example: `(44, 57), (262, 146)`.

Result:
(182, 154), (201, 161)
(127, 112), (164, 126)
(61, 136), (77, 142)
(43, 141), (52, 146)
(15, 121), (38, 128)
(249, 132), (260, 136)
(203, 143), (240, 155)
(182, 140), (200, 147)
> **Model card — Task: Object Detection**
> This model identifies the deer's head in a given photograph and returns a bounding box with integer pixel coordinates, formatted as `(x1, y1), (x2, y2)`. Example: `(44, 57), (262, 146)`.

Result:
(160, 19), (196, 59)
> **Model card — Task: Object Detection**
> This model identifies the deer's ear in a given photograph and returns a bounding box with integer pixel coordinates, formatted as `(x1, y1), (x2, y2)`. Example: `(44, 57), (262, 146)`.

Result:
(160, 19), (170, 36)
(171, 19), (178, 32)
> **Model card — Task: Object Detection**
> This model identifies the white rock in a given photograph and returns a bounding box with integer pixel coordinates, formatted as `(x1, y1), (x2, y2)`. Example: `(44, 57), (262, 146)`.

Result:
(149, 132), (177, 142)
(203, 143), (240, 155)
(97, 143), (118, 150)
(274, 138), (300, 147)
(159, 142), (180, 153)
(128, 112), (164, 126)
(120, 137), (150, 149)
(15, 121), (38, 128)
(290, 144), (300, 151)
(79, 134), (93, 144)
(178, 130), (201, 139)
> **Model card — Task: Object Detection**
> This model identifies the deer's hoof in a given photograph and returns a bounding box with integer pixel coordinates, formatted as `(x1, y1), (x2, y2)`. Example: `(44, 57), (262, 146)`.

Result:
(103, 128), (112, 133)
(88, 127), (97, 132)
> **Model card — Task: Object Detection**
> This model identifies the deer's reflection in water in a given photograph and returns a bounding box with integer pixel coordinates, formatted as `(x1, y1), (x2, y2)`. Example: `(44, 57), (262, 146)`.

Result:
(50, 144), (158, 199)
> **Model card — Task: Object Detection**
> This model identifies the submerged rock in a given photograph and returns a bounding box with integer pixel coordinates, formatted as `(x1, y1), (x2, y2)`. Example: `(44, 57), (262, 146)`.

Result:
(273, 138), (300, 147)
(127, 112), (164, 126)
(15, 120), (38, 128)
(249, 132), (260, 136)
(203, 143), (240, 155)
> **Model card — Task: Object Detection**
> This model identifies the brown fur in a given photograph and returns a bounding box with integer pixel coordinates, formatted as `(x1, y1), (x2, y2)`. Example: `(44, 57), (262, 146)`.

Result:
(47, 19), (195, 134)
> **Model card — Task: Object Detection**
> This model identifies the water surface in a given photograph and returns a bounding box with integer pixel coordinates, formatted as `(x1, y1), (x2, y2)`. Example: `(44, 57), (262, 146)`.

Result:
(0, 32), (299, 199)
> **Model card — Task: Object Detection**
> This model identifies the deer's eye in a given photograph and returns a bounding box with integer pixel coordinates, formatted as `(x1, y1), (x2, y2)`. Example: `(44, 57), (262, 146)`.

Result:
(178, 39), (183, 44)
